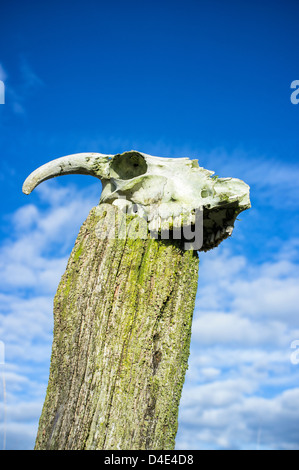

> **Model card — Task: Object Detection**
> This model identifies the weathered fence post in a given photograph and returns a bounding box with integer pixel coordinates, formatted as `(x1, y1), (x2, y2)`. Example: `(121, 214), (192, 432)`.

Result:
(22, 150), (250, 450)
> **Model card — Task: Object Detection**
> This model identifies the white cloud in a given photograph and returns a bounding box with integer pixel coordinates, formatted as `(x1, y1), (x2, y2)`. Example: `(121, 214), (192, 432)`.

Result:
(196, 246), (299, 326)
(177, 385), (299, 450)
(231, 277), (299, 323)
(192, 312), (292, 347)
(181, 377), (256, 409)
(12, 204), (39, 231)
(200, 367), (221, 380)
(0, 417), (39, 450)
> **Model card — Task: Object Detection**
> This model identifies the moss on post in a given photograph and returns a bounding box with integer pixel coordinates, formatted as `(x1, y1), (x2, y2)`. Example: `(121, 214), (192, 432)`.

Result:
(34, 206), (199, 450)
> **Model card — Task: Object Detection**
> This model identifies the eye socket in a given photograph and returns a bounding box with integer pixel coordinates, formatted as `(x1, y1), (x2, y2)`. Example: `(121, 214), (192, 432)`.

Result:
(110, 152), (148, 180)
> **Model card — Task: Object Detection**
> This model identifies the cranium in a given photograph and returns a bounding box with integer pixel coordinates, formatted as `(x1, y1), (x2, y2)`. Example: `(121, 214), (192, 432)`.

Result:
(22, 150), (250, 251)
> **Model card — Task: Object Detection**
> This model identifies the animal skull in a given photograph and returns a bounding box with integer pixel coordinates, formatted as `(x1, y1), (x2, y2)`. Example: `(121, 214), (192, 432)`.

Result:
(22, 150), (250, 251)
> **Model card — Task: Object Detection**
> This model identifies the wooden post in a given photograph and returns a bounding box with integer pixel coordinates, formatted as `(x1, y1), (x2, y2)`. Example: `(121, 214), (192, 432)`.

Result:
(35, 206), (199, 450)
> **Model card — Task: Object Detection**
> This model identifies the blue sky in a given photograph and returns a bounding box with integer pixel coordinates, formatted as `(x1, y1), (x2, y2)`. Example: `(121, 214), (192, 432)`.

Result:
(0, 0), (299, 450)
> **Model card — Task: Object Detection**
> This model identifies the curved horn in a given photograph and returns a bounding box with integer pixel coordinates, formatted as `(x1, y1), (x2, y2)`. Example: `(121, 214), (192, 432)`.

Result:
(22, 152), (112, 194)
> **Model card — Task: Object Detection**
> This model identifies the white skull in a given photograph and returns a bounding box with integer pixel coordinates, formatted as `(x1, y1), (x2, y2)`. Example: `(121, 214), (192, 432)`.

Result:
(22, 150), (251, 251)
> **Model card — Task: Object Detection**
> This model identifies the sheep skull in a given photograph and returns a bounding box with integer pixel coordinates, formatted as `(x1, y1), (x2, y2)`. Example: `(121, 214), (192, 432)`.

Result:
(22, 150), (250, 251)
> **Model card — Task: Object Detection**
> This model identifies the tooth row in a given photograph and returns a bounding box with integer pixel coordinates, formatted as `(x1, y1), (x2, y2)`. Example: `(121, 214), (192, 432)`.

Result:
(148, 213), (197, 232)
(206, 225), (233, 246)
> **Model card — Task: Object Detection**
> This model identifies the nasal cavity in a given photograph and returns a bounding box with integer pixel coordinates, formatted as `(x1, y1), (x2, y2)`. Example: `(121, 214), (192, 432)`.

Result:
(109, 152), (148, 180)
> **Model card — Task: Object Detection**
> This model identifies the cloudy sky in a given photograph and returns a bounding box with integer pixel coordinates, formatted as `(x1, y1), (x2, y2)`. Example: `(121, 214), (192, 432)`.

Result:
(0, 0), (299, 450)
